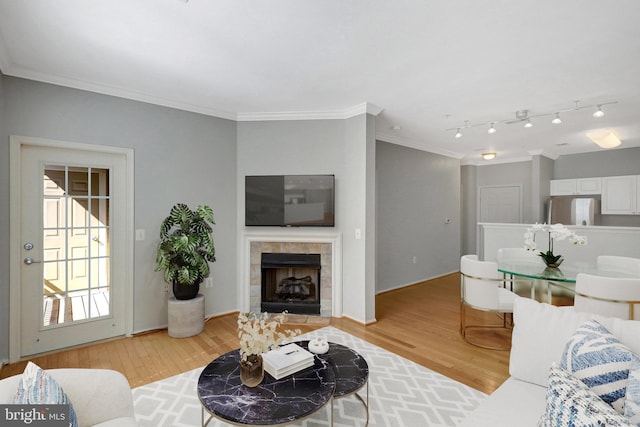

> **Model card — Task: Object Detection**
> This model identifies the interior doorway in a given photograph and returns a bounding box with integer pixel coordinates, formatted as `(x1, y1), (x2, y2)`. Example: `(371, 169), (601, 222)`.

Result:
(478, 185), (523, 223)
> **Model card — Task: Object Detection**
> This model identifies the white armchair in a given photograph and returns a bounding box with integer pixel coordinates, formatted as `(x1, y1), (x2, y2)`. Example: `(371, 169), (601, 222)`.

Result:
(0, 368), (138, 427)
(460, 254), (518, 350)
(573, 273), (640, 320)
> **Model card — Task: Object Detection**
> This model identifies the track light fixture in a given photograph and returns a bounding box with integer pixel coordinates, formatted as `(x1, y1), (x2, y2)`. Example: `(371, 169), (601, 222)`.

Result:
(593, 105), (605, 118)
(446, 100), (617, 138)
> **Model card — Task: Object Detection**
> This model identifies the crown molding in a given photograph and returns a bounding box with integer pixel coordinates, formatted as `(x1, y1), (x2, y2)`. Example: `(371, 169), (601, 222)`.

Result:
(237, 102), (383, 121)
(528, 149), (559, 160)
(2, 66), (239, 121)
(376, 132), (464, 160)
(461, 155), (534, 166)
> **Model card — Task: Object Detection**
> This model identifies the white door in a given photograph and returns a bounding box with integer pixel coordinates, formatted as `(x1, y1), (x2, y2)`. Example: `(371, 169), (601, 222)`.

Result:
(12, 137), (133, 358)
(479, 185), (522, 223)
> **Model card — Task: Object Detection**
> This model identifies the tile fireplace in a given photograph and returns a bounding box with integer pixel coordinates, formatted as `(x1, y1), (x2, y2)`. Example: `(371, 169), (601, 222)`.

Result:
(243, 232), (342, 318)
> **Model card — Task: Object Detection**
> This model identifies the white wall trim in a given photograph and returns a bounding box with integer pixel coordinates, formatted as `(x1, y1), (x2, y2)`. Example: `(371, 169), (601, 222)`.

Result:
(8, 135), (134, 362)
(239, 230), (343, 318)
(237, 102), (383, 122)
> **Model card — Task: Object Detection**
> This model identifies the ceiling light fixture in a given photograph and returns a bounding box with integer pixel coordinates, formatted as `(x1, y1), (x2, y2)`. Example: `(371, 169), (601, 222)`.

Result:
(593, 105), (605, 118)
(587, 131), (621, 148)
(445, 100), (617, 137)
(455, 128), (463, 138)
(482, 152), (496, 160)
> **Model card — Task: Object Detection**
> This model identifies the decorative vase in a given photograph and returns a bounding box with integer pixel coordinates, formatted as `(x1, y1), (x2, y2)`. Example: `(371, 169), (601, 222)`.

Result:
(239, 354), (264, 387)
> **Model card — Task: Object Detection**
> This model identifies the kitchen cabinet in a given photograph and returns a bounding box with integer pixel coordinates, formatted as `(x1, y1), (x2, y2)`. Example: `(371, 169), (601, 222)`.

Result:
(550, 177), (602, 196)
(601, 175), (639, 215)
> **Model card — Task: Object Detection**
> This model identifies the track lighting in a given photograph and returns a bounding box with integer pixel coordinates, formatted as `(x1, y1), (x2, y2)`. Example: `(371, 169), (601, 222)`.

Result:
(446, 100), (616, 138)
(593, 105), (605, 118)
(482, 152), (496, 160)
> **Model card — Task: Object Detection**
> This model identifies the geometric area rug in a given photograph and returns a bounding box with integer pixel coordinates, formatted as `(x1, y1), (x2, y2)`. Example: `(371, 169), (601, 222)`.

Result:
(132, 326), (486, 426)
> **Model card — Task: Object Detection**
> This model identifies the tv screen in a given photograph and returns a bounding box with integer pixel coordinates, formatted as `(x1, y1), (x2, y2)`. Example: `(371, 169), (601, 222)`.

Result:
(245, 175), (335, 227)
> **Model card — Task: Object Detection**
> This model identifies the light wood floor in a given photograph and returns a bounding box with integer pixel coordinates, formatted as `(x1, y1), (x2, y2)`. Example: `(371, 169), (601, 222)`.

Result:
(0, 273), (511, 394)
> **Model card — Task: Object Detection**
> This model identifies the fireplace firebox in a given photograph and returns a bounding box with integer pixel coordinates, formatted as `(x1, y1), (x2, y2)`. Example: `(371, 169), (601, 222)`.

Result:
(261, 253), (321, 315)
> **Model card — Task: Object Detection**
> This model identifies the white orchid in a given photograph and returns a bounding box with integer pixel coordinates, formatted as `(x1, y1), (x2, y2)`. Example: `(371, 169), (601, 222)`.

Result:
(523, 223), (587, 266)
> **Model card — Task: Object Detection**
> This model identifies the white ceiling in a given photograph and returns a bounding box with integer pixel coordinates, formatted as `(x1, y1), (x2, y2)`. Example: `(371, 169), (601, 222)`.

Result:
(1, 0), (639, 165)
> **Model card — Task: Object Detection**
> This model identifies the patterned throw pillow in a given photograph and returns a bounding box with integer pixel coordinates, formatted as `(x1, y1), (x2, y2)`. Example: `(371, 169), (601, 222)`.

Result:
(561, 320), (640, 413)
(13, 362), (79, 427)
(625, 358), (640, 426)
(538, 363), (634, 427)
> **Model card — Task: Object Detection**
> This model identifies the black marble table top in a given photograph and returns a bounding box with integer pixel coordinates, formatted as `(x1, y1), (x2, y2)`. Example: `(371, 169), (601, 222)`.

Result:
(197, 340), (369, 425)
(308, 341), (369, 398)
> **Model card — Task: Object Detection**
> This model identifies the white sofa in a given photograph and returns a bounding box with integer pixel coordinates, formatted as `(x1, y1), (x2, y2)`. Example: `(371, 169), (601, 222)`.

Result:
(460, 296), (640, 426)
(0, 368), (138, 427)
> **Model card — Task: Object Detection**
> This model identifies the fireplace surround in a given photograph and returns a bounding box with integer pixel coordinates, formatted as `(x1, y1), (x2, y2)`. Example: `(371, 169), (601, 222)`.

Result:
(241, 231), (342, 318)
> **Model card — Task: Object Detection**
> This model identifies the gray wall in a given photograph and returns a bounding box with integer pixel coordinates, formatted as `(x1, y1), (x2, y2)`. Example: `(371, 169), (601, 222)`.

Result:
(236, 115), (377, 323)
(553, 148), (640, 179)
(0, 72), (7, 360)
(461, 165), (477, 256)
(533, 155), (554, 221)
(0, 75), (238, 361)
(376, 141), (461, 292)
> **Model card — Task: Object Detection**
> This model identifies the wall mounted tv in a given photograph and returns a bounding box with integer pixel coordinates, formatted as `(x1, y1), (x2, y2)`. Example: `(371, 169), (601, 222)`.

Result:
(245, 175), (335, 227)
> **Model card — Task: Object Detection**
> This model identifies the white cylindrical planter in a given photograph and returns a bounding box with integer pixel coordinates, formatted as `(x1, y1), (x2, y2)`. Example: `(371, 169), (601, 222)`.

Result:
(168, 294), (205, 338)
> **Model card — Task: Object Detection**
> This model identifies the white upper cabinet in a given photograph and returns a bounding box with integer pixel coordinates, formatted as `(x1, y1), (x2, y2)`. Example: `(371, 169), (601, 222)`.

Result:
(550, 178), (602, 196)
(576, 177), (602, 195)
(601, 175), (639, 215)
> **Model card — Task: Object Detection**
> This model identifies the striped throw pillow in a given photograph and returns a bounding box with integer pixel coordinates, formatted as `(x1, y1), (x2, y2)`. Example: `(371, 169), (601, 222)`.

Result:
(561, 320), (640, 414)
(539, 363), (634, 427)
(625, 358), (640, 426)
(13, 362), (79, 427)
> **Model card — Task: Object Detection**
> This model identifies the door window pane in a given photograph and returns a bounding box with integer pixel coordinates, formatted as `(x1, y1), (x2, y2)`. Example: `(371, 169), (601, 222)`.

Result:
(42, 165), (111, 327)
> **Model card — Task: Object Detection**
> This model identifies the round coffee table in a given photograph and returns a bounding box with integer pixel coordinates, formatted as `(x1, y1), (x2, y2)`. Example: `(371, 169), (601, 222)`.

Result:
(197, 341), (369, 426)
(197, 347), (335, 426)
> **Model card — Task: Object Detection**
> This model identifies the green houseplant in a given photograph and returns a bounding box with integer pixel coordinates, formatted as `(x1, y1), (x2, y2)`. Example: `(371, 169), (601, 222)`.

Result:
(155, 203), (216, 300)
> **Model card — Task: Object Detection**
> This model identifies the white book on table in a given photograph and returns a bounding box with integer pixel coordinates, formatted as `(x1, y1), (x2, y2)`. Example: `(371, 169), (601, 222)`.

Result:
(263, 343), (314, 379)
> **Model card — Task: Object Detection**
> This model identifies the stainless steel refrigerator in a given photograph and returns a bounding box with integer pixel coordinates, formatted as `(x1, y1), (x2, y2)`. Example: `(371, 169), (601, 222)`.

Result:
(547, 196), (601, 226)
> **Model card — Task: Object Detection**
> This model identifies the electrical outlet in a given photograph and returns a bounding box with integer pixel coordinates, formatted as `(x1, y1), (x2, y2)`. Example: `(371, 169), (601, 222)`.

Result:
(412, 256), (417, 264)
(205, 278), (214, 288)
(163, 283), (169, 293)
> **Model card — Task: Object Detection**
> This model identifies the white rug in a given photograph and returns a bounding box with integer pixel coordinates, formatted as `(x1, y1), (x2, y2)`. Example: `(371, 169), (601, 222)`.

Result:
(132, 326), (486, 426)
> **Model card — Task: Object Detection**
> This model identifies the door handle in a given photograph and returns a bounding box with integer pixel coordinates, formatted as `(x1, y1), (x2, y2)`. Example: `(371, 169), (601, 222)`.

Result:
(23, 257), (41, 265)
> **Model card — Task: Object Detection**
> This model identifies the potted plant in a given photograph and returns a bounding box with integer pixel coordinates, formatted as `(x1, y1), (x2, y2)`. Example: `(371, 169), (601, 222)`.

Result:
(155, 203), (216, 300)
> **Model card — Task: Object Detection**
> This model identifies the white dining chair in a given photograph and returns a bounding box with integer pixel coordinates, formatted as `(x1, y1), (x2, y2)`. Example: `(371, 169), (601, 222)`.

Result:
(596, 255), (640, 277)
(573, 273), (640, 320)
(496, 248), (538, 299)
(460, 254), (517, 350)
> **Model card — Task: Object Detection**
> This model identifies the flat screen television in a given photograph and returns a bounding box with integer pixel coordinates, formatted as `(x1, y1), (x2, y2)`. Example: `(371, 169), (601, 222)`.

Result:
(245, 175), (335, 227)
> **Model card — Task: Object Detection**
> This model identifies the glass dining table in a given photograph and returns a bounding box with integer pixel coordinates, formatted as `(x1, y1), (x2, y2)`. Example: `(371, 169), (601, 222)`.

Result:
(497, 259), (639, 303)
